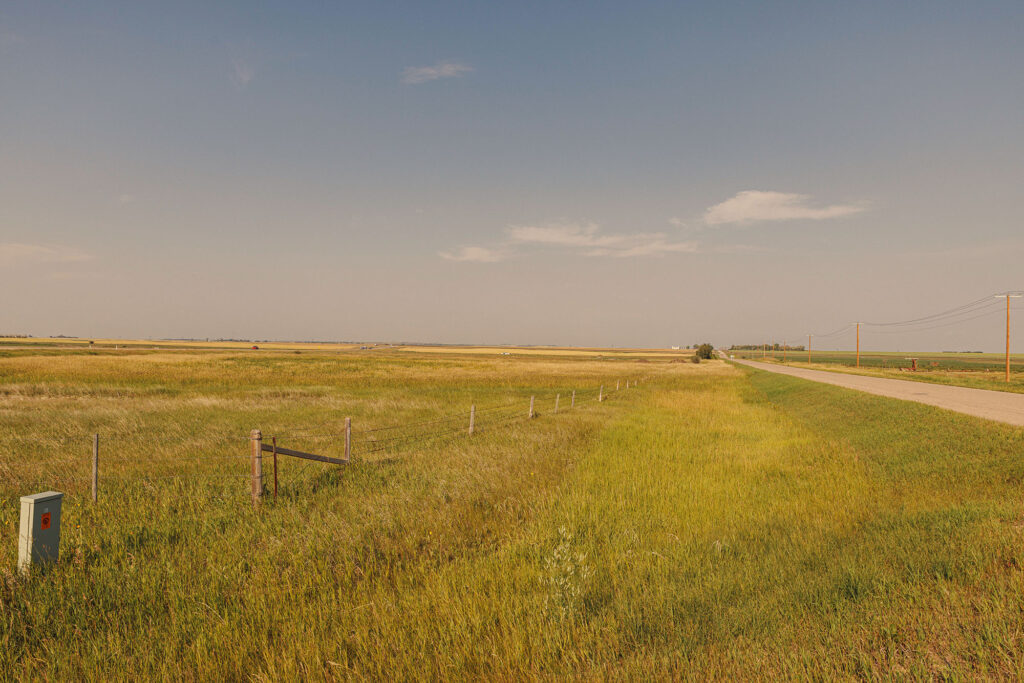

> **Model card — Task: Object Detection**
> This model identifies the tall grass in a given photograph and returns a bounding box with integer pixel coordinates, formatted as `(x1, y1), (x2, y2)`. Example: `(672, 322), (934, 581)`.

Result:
(2, 351), (1023, 678)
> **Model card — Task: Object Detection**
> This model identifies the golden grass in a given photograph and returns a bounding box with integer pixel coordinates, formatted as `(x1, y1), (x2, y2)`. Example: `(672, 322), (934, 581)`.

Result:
(3, 351), (1023, 678)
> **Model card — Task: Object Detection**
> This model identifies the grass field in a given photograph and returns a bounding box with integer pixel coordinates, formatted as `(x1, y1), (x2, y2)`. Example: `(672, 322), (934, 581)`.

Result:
(3, 349), (1024, 678)
(729, 348), (1024, 394)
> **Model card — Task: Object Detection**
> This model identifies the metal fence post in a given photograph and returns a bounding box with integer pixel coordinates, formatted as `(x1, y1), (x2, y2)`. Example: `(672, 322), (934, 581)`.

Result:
(91, 434), (99, 502)
(344, 417), (352, 462)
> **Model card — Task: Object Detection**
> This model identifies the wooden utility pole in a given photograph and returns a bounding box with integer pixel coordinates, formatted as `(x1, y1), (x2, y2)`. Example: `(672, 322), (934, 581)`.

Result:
(250, 429), (263, 505)
(529, 396), (535, 419)
(554, 394), (560, 414)
(807, 334), (812, 364)
(571, 390), (576, 408)
(783, 342), (787, 363)
(856, 323), (861, 368)
(91, 434), (99, 502)
(996, 294), (1022, 383)
(344, 417), (352, 461)
(599, 386), (603, 402)
(469, 405), (476, 435)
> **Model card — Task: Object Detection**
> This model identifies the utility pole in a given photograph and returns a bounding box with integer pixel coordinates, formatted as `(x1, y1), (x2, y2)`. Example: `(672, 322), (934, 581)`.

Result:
(855, 322), (861, 368)
(807, 334), (812, 364)
(783, 341), (787, 363)
(995, 293), (1023, 383)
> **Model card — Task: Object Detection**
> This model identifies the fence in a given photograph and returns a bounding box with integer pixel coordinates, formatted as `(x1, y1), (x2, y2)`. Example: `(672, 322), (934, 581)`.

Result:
(1, 377), (649, 509)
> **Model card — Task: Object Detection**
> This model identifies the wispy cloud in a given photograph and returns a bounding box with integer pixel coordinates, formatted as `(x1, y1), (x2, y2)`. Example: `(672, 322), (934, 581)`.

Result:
(439, 246), (505, 263)
(704, 190), (866, 226)
(441, 223), (697, 263)
(507, 222), (696, 258)
(230, 55), (256, 89)
(401, 61), (473, 85)
(0, 243), (93, 267)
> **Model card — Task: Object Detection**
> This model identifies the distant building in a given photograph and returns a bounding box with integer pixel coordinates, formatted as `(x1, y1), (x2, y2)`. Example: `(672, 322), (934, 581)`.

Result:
(670, 346), (680, 350)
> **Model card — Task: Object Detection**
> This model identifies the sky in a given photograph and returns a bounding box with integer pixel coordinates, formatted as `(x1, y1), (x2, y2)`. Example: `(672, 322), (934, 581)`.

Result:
(2, 1), (1023, 350)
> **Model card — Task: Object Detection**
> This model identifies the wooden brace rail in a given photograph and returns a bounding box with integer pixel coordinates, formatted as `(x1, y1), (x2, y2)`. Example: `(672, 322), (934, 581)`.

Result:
(261, 443), (349, 465)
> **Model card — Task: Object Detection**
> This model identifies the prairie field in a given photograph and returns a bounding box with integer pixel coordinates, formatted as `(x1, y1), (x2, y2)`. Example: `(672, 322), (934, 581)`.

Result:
(729, 348), (1024, 394)
(3, 348), (1024, 679)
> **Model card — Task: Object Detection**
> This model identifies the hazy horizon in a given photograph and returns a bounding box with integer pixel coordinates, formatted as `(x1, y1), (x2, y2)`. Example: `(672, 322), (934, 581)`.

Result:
(3, 2), (1023, 352)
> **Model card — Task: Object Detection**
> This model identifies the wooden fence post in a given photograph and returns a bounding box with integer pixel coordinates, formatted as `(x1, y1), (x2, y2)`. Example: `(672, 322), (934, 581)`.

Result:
(554, 394), (560, 414)
(272, 436), (278, 501)
(91, 434), (99, 502)
(469, 405), (476, 435)
(529, 396), (535, 419)
(616, 380), (620, 391)
(571, 390), (575, 408)
(250, 429), (263, 505)
(344, 417), (352, 462)
(599, 385), (603, 402)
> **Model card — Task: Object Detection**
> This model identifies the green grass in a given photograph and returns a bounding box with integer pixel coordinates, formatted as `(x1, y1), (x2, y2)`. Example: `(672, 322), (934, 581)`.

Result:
(2, 351), (1024, 678)
(730, 348), (1024, 394)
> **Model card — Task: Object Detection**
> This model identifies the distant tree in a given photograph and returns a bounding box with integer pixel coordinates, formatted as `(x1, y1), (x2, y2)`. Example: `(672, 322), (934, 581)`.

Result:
(696, 343), (714, 360)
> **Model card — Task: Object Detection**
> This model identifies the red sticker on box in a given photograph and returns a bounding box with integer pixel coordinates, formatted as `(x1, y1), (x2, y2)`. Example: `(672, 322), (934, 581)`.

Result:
(41, 513), (51, 530)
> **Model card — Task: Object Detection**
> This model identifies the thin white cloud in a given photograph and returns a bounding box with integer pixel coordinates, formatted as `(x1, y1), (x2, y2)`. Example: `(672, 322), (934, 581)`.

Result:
(439, 246), (504, 263)
(0, 243), (93, 267)
(401, 61), (473, 85)
(704, 190), (866, 226)
(507, 222), (696, 258)
(586, 240), (698, 258)
(230, 55), (256, 89)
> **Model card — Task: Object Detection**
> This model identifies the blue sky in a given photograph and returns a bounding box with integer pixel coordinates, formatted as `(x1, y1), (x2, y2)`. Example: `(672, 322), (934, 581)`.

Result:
(2, 1), (1023, 349)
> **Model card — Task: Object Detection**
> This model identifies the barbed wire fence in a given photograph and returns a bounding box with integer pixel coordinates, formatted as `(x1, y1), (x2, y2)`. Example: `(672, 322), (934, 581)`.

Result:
(0, 376), (653, 510)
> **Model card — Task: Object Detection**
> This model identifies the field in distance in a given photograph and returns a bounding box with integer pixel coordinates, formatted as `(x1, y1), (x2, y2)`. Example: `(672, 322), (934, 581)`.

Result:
(728, 348), (1024, 394)
(0, 336), (691, 360)
(3, 347), (1024, 678)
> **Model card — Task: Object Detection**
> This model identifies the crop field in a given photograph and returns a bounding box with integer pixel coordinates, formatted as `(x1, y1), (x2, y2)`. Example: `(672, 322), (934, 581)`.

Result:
(729, 348), (1024, 394)
(3, 348), (1024, 678)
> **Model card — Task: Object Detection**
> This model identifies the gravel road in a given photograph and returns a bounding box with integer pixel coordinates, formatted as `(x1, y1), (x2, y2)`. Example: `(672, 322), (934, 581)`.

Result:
(730, 358), (1024, 427)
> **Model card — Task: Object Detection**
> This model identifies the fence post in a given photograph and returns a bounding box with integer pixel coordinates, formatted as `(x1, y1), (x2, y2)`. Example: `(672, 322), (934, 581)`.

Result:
(616, 380), (620, 391)
(250, 429), (263, 506)
(344, 417), (352, 462)
(91, 433), (99, 502)
(469, 405), (476, 435)
(529, 396), (535, 419)
(272, 436), (278, 501)
(599, 385), (603, 402)
(554, 394), (560, 414)
(571, 390), (575, 408)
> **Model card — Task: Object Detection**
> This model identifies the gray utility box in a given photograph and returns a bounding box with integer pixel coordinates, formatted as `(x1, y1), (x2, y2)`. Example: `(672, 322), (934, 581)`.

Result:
(18, 491), (64, 573)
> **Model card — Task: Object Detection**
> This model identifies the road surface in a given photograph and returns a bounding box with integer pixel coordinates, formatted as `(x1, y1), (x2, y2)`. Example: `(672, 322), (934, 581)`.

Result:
(729, 358), (1024, 428)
